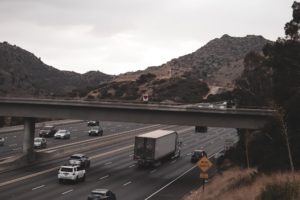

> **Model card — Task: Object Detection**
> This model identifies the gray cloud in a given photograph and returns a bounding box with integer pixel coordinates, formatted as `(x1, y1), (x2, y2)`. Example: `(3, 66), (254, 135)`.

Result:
(0, 0), (294, 74)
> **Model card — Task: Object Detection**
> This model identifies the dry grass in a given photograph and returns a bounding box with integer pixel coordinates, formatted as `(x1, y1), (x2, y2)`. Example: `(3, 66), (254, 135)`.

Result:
(184, 168), (300, 200)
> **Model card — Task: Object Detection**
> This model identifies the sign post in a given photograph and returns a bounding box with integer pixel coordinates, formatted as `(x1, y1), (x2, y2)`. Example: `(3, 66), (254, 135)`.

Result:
(197, 156), (213, 192)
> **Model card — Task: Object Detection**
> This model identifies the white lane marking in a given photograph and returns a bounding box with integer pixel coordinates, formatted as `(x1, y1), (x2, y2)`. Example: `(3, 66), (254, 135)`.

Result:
(144, 153), (219, 200)
(123, 181), (132, 186)
(150, 169), (157, 174)
(104, 161), (112, 165)
(99, 175), (109, 180)
(8, 144), (18, 147)
(62, 189), (73, 195)
(128, 154), (133, 157)
(32, 185), (45, 190)
(145, 166), (197, 200)
(186, 153), (192, 156)
(12, 147), (21, 151)
(0, 145), (133, 188)
(13, 136), (17, 138)
(128, 164), (135, 168)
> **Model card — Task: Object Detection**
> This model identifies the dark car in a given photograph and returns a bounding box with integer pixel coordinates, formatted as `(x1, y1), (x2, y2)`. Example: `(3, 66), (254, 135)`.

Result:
(87, 189), (116, 200)
(195, 126), (208, 133)
(87, 121), (99, 126)
(191, 149), (207, 163)
(39, 125), (57, 137)
(69, 154), (91, 168)
(88, 126), (103, 136)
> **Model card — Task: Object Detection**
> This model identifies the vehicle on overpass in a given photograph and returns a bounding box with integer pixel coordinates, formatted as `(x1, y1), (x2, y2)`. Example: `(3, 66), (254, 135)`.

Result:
(54, 129), (71, 139)
(190, 149), (207, 163)
(58, 164), (86, 183)
(39, 125), (57, 137)
(34, 137), (47, 149)
(134, 129), (181, 167)
(0, 137), (4, 146)
(69, 154), (91, 168)
(195, 126), (208, 133)
(87, 189), (117, 200)
(88, 126), (103, 136)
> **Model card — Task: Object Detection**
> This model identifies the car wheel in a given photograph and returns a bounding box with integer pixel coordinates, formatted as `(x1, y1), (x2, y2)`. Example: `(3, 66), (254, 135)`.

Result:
(81, 174), (86, 182)
(74, 176), (78, 183)
(58, 179), (63, 184)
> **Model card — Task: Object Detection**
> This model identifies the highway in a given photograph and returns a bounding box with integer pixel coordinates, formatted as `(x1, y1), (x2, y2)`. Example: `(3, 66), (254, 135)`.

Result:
(0, 121), (237, 200)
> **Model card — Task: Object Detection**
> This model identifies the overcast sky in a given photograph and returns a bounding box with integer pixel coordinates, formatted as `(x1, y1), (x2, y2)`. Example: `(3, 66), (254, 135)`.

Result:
(0, 0), (294, 75)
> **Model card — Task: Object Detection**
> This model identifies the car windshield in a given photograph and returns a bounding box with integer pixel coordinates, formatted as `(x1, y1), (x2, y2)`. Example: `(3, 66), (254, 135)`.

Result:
(34, 138), (43, 142)
(57, 130), (66, 134)
(60, 167), (73, 172)
(91, 192), (106, 197)
(70, 156), (81, 160)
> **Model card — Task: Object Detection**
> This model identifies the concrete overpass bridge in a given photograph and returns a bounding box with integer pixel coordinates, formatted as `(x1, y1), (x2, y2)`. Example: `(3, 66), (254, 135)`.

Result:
(0, 98), (276, 161)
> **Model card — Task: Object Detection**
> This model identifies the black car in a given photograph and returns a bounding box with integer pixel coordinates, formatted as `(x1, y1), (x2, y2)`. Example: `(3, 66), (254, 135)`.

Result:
(39, 125), (57, 137)
(87, 121), (99, 126)
(69, 154), (91, 168)
(191, 149), (207, 163)
(87, 189), (116, 200)
(88, 126), (103, 136)
(195, 126), (208, 133)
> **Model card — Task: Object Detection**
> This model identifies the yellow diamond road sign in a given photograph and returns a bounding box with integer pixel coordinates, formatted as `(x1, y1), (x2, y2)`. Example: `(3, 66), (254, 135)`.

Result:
(197, 156), (213, 172)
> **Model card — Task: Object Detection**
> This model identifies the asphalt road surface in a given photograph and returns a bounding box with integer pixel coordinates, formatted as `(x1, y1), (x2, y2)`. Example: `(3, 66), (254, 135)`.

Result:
(0, 121), (237, 200)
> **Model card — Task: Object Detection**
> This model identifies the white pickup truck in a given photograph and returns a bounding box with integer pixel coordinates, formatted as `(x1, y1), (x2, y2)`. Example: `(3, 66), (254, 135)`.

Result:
(58, 164), (86, 183)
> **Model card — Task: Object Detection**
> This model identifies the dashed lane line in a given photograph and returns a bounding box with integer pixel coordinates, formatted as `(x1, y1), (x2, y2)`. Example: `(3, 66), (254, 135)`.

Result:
(0, 145), (133, 187)
(99, 175), (109, 180)
(62, 189), (73, 195)
(123, 181), (132, 187)
(32, 185), (45, 190)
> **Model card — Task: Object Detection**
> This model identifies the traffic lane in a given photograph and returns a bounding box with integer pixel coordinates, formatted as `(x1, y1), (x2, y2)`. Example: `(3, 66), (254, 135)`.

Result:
(56, 127), (234, 200)
(0, 121), (149, 158)
(0, 125), (233, 183)
(0, 124), (172, 183)
(0, 127), (236, 200)
(0, 125), (202, 198)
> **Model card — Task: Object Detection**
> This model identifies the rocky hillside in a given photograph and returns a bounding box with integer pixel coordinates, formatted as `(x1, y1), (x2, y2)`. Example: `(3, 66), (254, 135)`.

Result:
(86, 35), (271, 102)
(114, 35), (270, 88)
(0, 42), (112, 97)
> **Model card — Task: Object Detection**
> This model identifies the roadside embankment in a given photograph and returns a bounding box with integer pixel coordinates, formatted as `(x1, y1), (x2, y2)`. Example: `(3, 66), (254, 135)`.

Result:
(184, 168), (300, 200)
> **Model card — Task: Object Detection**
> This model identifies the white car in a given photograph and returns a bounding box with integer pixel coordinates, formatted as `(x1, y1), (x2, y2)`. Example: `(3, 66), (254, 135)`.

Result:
(54, 129), (71, 139)
(0, 137), (5, 146)
(34, 137), (47, 149)
(58, 165), (86, 183)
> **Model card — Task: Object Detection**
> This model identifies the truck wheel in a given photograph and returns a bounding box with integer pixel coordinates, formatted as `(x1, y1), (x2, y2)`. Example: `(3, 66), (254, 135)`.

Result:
(74, 176), (78, 183)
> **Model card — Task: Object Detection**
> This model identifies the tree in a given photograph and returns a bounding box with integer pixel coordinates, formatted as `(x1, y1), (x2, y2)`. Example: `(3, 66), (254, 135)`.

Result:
(285, 1), (300, 40)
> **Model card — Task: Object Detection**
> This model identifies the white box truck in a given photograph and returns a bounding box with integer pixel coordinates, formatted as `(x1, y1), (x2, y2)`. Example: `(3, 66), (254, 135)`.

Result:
(133, 130), (181, 167)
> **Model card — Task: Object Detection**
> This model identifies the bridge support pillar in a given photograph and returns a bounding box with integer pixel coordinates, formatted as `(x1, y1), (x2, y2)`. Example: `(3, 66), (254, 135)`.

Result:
(23, 117), (36, 162)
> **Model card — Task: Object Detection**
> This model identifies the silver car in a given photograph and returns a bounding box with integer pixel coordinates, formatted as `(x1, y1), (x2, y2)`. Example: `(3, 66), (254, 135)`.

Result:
(0, 137), (5, 146)
(54, 129), (71, 139)
(34, 137), (47, 149)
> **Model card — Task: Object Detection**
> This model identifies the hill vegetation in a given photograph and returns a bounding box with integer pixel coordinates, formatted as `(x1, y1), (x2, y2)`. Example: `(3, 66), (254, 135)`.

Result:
(185, 168), (300, 200)
(86, 35), (269, 102)
(0, 42), (112, 97)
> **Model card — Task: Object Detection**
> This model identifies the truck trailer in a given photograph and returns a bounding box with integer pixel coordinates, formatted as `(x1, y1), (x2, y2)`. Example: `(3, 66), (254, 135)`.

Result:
(133, 130), (181, 167)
